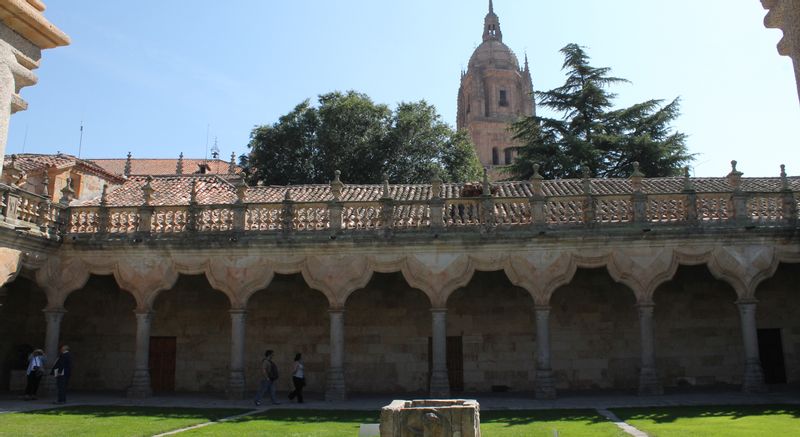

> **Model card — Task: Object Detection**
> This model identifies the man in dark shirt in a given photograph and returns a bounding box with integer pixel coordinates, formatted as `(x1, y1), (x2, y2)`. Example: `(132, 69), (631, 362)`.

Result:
(254, 349), (280, 406)
(52, 345), (72, 404)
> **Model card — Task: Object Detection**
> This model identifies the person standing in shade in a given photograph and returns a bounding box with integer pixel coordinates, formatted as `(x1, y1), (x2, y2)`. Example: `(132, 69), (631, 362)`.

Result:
(254, 349), (280, 406)
(51, 345), (72, 404)
(288, 353), (305, 403)
(24, 349), (46, 400)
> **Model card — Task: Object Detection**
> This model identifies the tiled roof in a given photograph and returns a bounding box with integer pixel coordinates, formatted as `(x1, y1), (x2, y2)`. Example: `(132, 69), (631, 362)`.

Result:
(3, 153), (125, 182)
(79, 175), (800, 207)
(89, 158), (241, 176)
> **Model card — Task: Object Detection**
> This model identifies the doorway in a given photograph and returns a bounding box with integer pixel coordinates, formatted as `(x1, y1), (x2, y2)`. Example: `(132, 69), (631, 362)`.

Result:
(428, 336), (464, 392)
(757, 328), (787, 384)
(149, 336), (177, 392)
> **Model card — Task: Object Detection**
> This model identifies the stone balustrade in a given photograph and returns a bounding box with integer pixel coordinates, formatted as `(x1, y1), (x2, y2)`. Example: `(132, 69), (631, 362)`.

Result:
(0, 182), (64, 238)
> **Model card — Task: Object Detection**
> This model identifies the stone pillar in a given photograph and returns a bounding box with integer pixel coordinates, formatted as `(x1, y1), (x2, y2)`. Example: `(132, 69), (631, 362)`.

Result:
(637, 303), (663, 395)
(127, 310), (154, 398)
(42, 308), (66, 394)
(226, 309), (247, 399)
(325, 308), (346, 401)
(430, 308), (450, 397)
(0, 54), (13, 177)
(737, 299), (767, 393)
(534, 305), (556, 399)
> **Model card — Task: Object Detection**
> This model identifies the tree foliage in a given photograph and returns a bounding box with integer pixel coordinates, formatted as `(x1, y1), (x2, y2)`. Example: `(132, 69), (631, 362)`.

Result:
(244, 91), (482, 185)
(509, 44), (693, 179)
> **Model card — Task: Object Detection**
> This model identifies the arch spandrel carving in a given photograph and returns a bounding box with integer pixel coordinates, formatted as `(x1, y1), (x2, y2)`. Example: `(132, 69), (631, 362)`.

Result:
(302, 255), (373, 308)
(708, 245), (779, 299)
(401, 253), (474, 307)
(607, 248), (679, 303)
(0, 248), (22, 288)
(504, 251), (576, 305)
(113, 257), (179, 311)
(35, 257), (91, 309)
(205, 256), (274, 309)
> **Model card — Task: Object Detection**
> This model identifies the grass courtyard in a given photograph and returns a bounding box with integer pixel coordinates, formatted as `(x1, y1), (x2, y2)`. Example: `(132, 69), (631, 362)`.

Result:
(0, 404), (798, 436)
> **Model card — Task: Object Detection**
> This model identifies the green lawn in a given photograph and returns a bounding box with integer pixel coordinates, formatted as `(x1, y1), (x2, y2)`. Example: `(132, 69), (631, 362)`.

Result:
(612, 404), (800, 437)
(181, 409), (626, 437)
(0, 406), (250, 437)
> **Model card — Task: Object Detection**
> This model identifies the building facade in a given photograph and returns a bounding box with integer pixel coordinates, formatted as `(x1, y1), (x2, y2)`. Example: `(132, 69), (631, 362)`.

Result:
(457, 1), (534, 172)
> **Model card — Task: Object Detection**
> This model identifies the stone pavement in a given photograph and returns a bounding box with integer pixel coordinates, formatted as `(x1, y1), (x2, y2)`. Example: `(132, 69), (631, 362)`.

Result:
(2, 387), (799, 415)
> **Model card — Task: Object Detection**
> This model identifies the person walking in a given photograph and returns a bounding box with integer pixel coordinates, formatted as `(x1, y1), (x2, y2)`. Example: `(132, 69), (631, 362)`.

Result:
(51, 345), (72, 404)
(254, 349), (280, 406)
(287, 353), (305, 403)
(23, 349), (46, 400)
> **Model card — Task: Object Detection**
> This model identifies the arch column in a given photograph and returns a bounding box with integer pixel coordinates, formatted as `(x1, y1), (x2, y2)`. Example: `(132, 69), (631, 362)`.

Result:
(326, 308), (346, 401)
(533, 305), (555, 399)
(226, 309), (247, 399)
(636, 303), (662, 395)
(737, 299), (767, 393)
(429, 307), (450, 397)
(128, 310), (154, 398)
(42, 308), (66, 394)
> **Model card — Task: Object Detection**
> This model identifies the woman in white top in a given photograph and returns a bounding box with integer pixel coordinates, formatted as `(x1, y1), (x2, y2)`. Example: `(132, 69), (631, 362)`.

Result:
(288, 353), (305, 403)
(24, 349), (45, 400)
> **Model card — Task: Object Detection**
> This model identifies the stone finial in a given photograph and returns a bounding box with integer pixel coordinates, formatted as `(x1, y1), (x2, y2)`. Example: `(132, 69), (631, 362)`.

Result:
(482, 168), (490, 196)
(330, 170), (343, 201)
(682, 166), (694, 191)
(727, 160), (743, 191)
(530, 163), (543, 197)
(42, 172), (50, 197)
(176, 152), (184, 175)
(430, 172), (443, 199)
(124, 152), (132, 177)
(228, 152), (236, 175)
(59, 177), (75, 205)
(581, 165), (591, 195)
(780, 164), (789, 190)
(100, 184), (108, 206)
(234, 177), (247, 203)
(381, 173), (391, 199)
(284, 185), (293, 202)
(630, 161), (644, 192)
(189, 179), (198, 204)
(142, 176), (154, 205)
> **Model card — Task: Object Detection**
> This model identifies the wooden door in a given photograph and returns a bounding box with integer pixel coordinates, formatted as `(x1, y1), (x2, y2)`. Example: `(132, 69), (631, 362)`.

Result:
(428, 336), (464, 392)
(149, 336), (176, 392)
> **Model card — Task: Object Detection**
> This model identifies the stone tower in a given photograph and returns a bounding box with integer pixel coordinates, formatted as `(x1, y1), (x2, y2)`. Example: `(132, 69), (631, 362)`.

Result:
(457, 0), (534, 172)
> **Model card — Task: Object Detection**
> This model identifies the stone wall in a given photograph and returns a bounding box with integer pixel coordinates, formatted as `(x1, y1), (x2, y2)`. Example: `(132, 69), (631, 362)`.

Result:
(61, 275), (136, 391)
(550, 269), (639, 390)
(654, 266), (743, 387)
(0, 277), (46, 391)
(449, 271), (536, 392)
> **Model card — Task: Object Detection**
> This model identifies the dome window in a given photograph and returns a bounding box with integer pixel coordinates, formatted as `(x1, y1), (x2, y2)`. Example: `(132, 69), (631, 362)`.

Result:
(499, 89), (508, 107)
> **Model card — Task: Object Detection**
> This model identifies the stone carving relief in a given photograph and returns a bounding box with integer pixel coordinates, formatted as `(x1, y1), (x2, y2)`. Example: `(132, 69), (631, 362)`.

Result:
(113, 256), (179, 311)
(302, 255), (373, 308)
(400, 253), (474, 307)
(0, 247), (22, 288)
(708, 246), (779, 299)
(204, 255), (274, 309)
(504, 251), (577, 305)
(35, 257), (90, 309)
(607, 248), (679, 303)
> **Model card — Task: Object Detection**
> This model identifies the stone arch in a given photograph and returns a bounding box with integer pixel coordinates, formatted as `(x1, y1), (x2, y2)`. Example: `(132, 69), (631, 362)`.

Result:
(202, 255), (275, 310)
(503, 251), (577, 306)
(606, 247), (680, 304)
(0, 273), (48, 390)
(344, 271), (432, 393)
(399, 253), (475, 308)
(447, 269), (536, 392)
(548, 265), (640, 390)
(111, 256), (180, 311)
(34, 256), (91, 310)
(652, 264), (742, 388)
(301, 254), (373, 308)
(707, 245), (780, 300)
(0, 247), (22, 288)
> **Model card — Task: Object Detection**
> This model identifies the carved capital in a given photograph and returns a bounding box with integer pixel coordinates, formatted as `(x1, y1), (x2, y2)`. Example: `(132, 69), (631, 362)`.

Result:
(504, 252), (576, 305)
(607, 248), (678, 302)
(114, 257), (178, 311)
(707, 246), (778, 299)
(35, 257), (89, 308)
(302, 255), (372, 308)
(401, 253), (474, 307)
(205, 256), (274, 309)
(0, 247), (22, 288)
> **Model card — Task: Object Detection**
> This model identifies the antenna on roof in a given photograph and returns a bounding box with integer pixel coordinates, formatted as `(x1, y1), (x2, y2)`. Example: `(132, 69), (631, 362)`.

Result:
(204, 123), (210, 163)
(77, 120), (84, 158)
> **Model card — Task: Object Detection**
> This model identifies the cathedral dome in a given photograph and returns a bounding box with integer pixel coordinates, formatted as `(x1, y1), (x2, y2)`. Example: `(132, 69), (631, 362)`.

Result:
(468, 39), (520, 71)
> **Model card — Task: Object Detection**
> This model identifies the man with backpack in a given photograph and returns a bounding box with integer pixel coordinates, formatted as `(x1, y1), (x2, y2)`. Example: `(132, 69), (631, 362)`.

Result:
(254, 349), (280, 406)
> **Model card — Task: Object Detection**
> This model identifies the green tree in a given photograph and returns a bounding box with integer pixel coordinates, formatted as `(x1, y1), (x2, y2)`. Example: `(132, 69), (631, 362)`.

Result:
(245, 91), (482, 185)
(509, 44), (692, 179)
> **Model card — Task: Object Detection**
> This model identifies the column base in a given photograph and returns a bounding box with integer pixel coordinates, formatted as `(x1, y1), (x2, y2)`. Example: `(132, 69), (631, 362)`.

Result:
(742, 361), (767, 393)
(429, 370), (451, 398)
(226, 371), (246, 400)
(127, 370), (152, 398)
(325, 369), (346, 401)
(42, 376), (57, 397)
(535, 369), (556, 400)
(638, 367), (663, 396)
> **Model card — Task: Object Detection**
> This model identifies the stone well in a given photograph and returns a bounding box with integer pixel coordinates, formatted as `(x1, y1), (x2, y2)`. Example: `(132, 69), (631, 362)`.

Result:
(380, 399), (481, 437)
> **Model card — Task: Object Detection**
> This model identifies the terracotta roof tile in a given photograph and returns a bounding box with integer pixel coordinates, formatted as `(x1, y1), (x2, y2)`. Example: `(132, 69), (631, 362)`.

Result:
(80, 175), (800, 208)
(3, 153), (125, 182)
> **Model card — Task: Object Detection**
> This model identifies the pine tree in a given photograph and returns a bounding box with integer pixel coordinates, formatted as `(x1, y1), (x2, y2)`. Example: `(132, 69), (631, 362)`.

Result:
(509, 44), (692, 179)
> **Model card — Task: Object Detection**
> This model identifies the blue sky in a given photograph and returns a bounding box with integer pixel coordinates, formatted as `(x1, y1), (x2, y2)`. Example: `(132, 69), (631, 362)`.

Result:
(7, 0), (798, 177)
